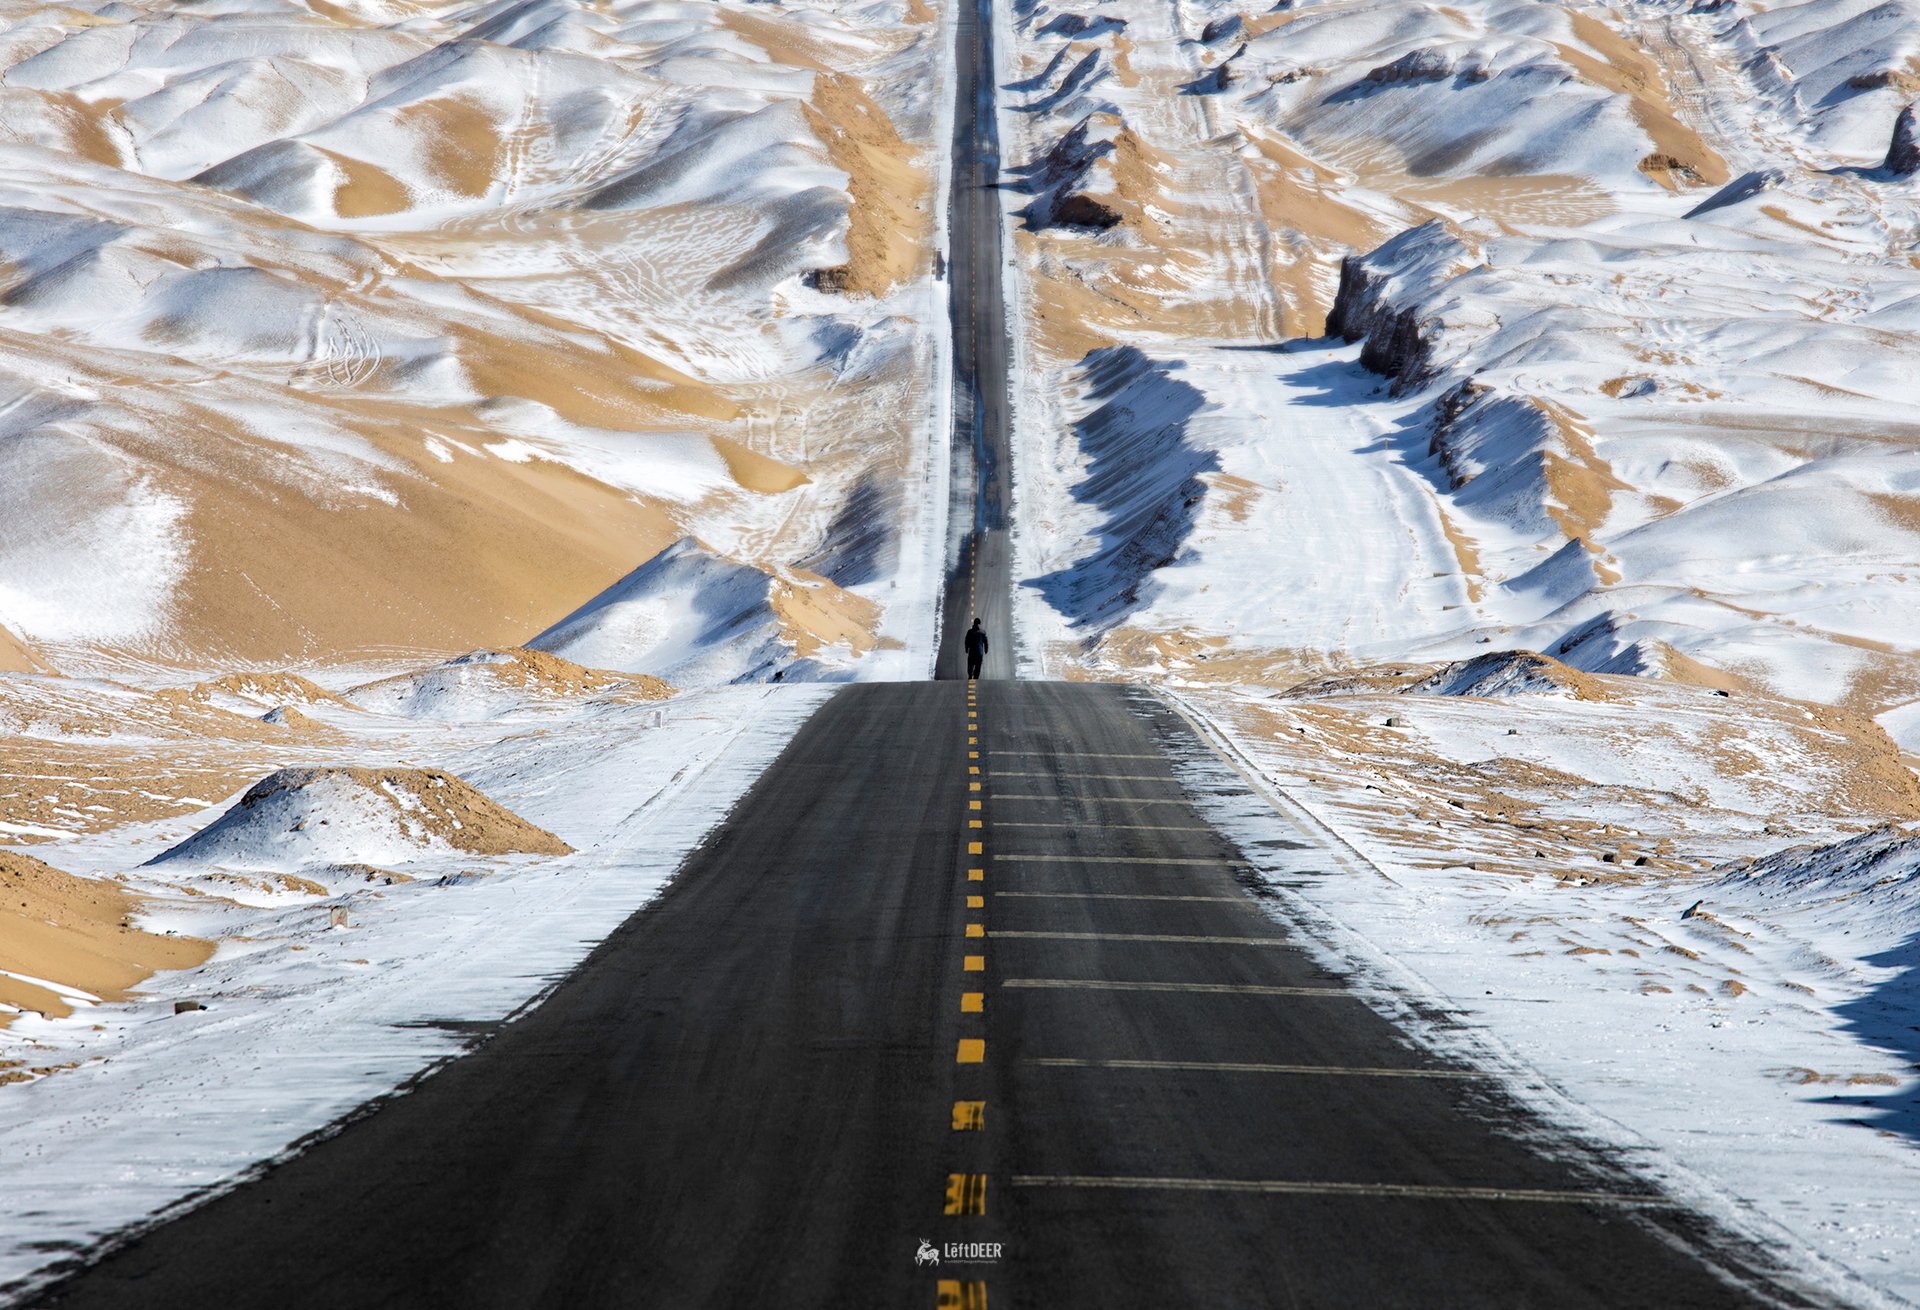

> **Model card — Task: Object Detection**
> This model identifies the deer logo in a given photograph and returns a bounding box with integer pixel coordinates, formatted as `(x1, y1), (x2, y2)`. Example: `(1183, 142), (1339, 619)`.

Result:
(915, 1238), (941, 1268)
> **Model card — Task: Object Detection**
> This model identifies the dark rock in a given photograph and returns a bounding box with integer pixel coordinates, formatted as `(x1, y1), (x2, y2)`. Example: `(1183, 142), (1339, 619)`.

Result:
(1053, 193), (1122, 229)
(1364, 48), (1455, 85)
(1199, 14), (1241, 43)
(1886, 104), (1920, 175)
(174, 999), (207, 1014)
(804, 266), (851, 293)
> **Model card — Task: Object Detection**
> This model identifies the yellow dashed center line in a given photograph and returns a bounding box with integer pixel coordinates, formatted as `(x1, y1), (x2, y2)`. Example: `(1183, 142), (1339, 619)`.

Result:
(944, 1173), (987, 1214)
(946, 688), (986, 1288)
(937, 1279), (988, 1309)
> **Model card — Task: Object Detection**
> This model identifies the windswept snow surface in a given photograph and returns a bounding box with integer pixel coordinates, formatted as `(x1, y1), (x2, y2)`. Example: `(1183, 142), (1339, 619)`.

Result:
(0, 0), (951, 681)
(0, 681), (832, 1299)
(998, 0), (1920, 721)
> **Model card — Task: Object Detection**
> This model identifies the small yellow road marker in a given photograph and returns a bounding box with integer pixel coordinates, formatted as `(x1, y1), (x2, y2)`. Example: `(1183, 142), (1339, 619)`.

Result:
(937, 1278), (987, 1308)
(961, 991), (983, 1012)
(957, 1038), (985, 1063)
(944, 1173), (987, 1214)
(964, 954), (985, 971)
(968, 800), (981, 811)
(966, 923), (985, 938)
(952, 1101), (986, 1131)
(967, 895), (984, 908)
(968, 841), (982, 855)
(970, 782), (981, 792)
(968, 868), (985, 881)
(968, 820), (982, 830)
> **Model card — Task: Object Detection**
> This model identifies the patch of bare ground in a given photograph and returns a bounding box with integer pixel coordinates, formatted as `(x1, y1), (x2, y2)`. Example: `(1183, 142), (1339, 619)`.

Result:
(0, 851), (213, 1027)
(805, 73), (931, 295)
(770, 569), (903, 658)
(351, 647), (674, 703)
(188, 672), (351, 709)
(1236, 123), (1394, 335)
(1556, 10), (1727, 191)
(0, 624), (51, 675)
(1196, 662), (1920, 885)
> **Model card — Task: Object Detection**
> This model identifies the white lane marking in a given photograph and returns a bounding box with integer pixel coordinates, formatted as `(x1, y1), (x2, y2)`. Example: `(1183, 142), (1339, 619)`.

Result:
(996, 752), (1164, 760)
(1002, 979), (1363, 998)
(1008, 1176), (1674, 1208)
(1026, 1058), (1488, 1079)
(993, 821), (1212, 833)
(990, 772), (1174, 782)
(993, 892), (1248, 904)
(992, 797), (1194, 807)
(992, 931), (1289, 947)
(994, 853), (1240, 865)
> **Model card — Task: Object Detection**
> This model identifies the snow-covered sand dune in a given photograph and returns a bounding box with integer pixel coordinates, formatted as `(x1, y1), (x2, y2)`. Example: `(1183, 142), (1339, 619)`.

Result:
(1002, 0), (1920, 724)
(0, 0), (949, 680)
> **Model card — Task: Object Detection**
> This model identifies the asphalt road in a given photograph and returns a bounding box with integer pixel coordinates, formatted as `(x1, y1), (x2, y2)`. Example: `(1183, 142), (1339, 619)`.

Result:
(34, 682), (1814, 1308)
(935, 0), (1015, 682)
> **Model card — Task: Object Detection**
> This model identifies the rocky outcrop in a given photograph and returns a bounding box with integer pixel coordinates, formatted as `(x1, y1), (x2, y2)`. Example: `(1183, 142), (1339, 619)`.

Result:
(1886, 104), (1920, 174)
(1325, 220), (1484, 392)
(1053, 193), (1123, 228)
(1198, 14), (1241, 43)
(1011, 114), (1121, 229)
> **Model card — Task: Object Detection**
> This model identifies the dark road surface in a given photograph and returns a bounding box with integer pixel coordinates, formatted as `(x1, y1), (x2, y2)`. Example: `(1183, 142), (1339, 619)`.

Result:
(935, 0), (1014, 681)
(36, 682), (1812, 1308)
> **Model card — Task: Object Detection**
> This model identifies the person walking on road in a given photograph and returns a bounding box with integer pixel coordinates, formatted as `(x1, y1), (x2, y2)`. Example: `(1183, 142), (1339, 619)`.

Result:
(964, 617), (989, 680)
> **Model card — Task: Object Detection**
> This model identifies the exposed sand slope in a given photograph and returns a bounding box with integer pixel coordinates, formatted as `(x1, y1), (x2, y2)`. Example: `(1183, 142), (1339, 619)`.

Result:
(0, 852), (211, 1026)
(1200, 659), (1920, 886)
(0, 624), (49, 675)
(347, 647), (672, 719)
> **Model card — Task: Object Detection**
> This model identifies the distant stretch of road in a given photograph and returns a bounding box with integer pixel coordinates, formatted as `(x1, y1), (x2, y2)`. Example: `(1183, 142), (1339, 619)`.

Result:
(935, 0), (1014, 681)
(25, 0), (1824, 1305)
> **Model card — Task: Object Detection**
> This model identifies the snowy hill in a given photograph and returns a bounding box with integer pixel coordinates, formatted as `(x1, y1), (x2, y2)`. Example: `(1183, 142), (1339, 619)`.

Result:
(150, 766), (571, 871)
(529, 536), (890, 684)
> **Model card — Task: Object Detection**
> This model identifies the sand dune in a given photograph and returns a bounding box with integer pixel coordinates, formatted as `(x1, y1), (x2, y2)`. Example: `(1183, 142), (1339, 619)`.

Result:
(0, 852), (212, 1026)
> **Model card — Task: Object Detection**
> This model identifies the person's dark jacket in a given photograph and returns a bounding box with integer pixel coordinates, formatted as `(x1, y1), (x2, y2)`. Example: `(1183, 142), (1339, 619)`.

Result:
(964, 626), (989, 656)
